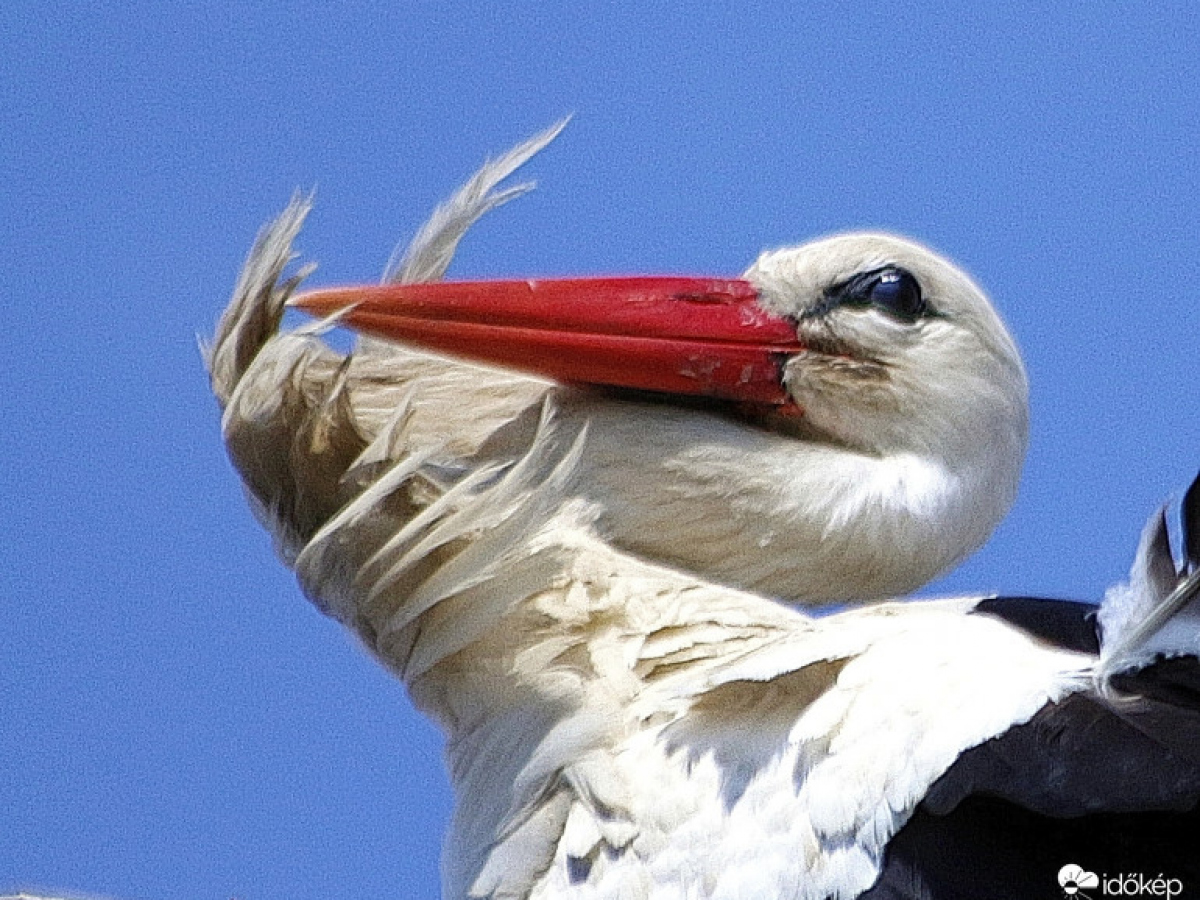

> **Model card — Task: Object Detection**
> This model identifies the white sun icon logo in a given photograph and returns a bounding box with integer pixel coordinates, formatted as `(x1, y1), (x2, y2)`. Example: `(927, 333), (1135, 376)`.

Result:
(1059, 864), (1100, 898)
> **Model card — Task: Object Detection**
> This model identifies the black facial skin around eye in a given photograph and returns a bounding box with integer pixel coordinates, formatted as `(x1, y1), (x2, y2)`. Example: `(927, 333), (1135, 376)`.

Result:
(834, 267), (928, 323)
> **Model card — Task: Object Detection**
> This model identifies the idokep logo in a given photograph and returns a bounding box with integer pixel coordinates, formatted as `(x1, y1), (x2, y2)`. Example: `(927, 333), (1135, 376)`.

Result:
(1060, 865), (1100, 897)
(1058, 864), (1185, 899)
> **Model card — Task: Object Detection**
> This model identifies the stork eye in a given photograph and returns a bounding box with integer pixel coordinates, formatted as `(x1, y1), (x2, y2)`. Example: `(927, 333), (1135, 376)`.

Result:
(842, 267), (926, 323)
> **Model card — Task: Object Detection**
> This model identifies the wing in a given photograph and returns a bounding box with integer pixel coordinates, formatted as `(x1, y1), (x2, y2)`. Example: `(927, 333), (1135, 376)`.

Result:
(864, 483), (1200, 898)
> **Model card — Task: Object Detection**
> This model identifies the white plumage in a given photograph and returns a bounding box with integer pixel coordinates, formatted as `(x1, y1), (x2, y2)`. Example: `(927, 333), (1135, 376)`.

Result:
(207, 124), (1200, 899)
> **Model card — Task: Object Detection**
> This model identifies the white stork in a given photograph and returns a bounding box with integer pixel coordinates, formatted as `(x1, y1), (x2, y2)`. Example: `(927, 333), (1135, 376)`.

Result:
(208, 123), (1200, 900)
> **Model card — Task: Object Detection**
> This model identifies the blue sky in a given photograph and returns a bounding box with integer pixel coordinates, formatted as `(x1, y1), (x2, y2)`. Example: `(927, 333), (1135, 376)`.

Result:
(3, 3), (1199, 898)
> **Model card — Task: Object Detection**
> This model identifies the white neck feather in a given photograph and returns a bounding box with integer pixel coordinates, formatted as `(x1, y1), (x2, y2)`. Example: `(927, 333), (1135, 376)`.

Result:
(568, 395), (1022, 603)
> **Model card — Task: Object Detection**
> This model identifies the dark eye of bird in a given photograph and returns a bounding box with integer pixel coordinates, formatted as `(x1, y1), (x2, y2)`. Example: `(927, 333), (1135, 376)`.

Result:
(841, 267), (926, 323)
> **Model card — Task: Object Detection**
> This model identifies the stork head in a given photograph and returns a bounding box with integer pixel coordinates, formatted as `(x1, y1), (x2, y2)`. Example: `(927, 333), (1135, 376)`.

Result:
(747, 233), (1028, 467)
(291, 232), (1026, 478)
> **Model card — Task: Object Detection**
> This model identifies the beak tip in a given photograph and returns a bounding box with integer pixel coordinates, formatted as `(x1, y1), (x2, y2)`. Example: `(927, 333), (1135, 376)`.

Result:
(287, 288), (358, 318)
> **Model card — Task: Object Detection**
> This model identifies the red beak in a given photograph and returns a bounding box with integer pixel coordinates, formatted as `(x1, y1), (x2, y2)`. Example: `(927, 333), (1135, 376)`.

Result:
(289, 276), (803, 407)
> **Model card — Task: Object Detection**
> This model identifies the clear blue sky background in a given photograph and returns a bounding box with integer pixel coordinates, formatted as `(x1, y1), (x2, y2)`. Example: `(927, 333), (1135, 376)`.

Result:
(3, 3), (1199, 898)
